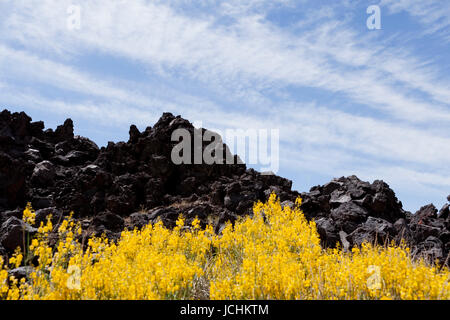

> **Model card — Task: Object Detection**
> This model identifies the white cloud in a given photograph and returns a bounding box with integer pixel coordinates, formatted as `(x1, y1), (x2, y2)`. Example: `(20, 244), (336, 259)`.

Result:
(3, 0), (449, 125)
(381, 0), (450, 41)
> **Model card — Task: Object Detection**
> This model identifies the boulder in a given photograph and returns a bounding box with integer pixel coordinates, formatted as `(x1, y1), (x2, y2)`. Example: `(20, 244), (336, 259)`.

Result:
(330, 202), (368, 234)
(349, 217), (395, 246)
(412, 236), (445, 263)
(126, 212), (151, 230)
(0, 216), (37, 252)
(31, 161), (55, 186)
(315, 217), (339, 247)
(438, 204), (449, 220)
(54, 119), (74, 142)
(412, 204), (438, 224)
(92, 212), (124, 233)
(8, 266), (34, 281)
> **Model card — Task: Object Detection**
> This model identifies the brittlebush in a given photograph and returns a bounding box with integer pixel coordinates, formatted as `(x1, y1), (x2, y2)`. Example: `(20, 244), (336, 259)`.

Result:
(0, 194), (449, 300)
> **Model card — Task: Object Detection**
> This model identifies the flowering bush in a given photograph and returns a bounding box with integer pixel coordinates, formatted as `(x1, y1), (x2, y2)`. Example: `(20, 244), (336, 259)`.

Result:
(0, 194), (449, 300)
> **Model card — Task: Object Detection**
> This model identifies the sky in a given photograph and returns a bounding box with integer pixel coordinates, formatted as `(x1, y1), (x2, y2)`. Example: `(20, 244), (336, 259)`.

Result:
(0, 0), (449, 213)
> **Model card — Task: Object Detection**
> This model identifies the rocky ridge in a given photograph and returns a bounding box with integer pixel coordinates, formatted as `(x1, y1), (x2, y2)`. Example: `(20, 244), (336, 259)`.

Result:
(0, 109), (449, 264)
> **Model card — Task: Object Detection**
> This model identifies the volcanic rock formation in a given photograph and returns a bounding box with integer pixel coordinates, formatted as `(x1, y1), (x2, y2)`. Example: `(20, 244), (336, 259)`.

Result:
(0, 109), (449, 264)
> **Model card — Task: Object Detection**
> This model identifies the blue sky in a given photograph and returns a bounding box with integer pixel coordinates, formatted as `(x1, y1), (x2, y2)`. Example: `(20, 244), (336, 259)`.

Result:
(0, 0), (449, 212)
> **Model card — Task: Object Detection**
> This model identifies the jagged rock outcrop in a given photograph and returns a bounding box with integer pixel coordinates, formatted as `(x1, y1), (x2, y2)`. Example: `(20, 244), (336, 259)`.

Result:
(301, 176), (449, 263)
(0, 109), (295, 253)
(0, 109), (449, 265)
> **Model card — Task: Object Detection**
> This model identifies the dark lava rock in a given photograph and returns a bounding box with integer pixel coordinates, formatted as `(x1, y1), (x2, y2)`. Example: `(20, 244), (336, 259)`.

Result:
(330, 202), (369, 234)
(92, 212), (124, 233)
(31, 161), (56, 186)
(0, 245), (6, 261)
(412, 204), (438, 224)
(8, 266), (34, 281)
(349, 217), (395, 246)
(0, 216), (37, 252)
(412, 236), (445, 264)
(0, 109), (449, 264)
(438, 204), (449, 220)
(315, 217), (339, 247)
(35, 207), (63, 226)
(126, 212), (151, 230)
(298, 176), (449, 263)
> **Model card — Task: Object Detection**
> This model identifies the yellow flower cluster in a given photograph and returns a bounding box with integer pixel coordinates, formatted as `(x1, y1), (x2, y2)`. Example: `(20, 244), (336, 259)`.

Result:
(22, 203), (35, 225)
(210, 195), (450, 299)
(0, 210), (213, 300)
(0, 194), (449, 300)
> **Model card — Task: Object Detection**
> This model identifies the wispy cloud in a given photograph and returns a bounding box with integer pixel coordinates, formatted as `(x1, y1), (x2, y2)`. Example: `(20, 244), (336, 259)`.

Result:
(382, 0), (450, 41)
(3, 0), (449, 124)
